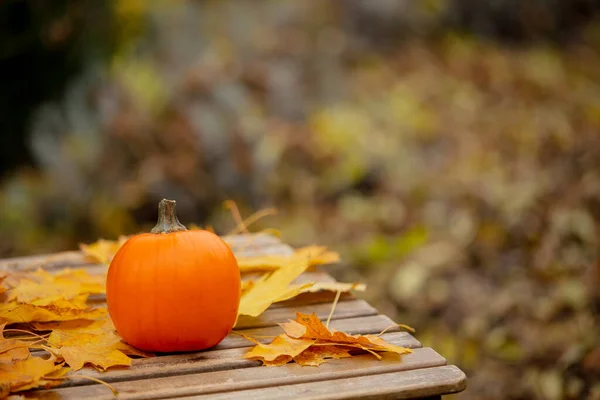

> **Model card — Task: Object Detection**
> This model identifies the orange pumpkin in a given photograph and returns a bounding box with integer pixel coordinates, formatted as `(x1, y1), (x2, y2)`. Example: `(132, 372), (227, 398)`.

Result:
(106, 199), (241, 352)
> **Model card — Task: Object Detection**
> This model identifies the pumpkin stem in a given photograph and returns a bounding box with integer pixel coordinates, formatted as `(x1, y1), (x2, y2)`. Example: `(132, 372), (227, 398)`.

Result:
(151, 199), (188, 234)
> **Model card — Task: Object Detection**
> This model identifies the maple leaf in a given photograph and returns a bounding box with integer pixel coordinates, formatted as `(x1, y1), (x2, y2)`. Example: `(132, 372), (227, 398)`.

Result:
(0, 301), (106, 325)
(292, 345), (353, 367)
(243, 334), (315, 367)
(7, 268), (105, 306)
(79, 236), (129, 264)
(282, 313), (412, 355)
(237, 258), (313, 318)
(44, 316), (150, 371)
(0, 355), (67, 394)
(243, 313), (412, 367)
(237, 246), (340, 273)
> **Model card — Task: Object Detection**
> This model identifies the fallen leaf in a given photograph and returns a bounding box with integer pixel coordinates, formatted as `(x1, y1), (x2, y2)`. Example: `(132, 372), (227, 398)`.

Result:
(237, 258), (312, 317)
(0, 272), (8, 294)
(44, 316), (149, 371)
(236, 246), (340, 273)
(243, 334), (315, 366)
(79, 236), (129, 264)
(273, 283), (316, 302)
(244, 313), (411, 367)
(241, 280), (254, 296)
(0, 324), (31, 364)
(282, 313), (411, 355)
(0, 301), (106, 325)
(7, 269), (104, 306)
(292, 345), (353, 366)
(0, 355), (66, 393)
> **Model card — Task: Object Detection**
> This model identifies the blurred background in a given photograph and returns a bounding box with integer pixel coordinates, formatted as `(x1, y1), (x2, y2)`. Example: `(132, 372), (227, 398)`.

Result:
(1, 0), (600, 398)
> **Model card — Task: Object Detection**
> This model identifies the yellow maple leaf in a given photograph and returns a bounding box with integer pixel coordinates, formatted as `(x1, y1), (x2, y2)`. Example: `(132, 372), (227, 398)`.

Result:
(79, 236), (129, 264)
(237, 258), (312, 318)
(0, 355), (66, 393)
(7, 268), (105, 306)
(237, 246), (340, 273)
(0, 324), (30, 364)
(244, 313), (411, 367)
(0, 301), (106, 325)
(44, 316), (150, 371)
(243, 334), (315, 367)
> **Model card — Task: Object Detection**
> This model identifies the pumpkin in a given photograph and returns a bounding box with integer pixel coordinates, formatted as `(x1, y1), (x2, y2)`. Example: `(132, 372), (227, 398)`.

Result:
(106, 199), (241, 352)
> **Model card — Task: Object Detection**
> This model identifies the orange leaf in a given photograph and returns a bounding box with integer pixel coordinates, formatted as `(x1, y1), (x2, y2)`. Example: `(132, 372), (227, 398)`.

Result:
(243, 334), (315, 366)
(284, 313), (411, 355)
(244, 313), (411, 367)
(292, 345), (353, 367)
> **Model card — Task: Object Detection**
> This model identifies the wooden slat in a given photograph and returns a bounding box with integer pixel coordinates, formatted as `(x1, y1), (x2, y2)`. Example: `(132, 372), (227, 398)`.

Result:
(235, 300), (377, 330)
(0, 250), (92, 271)
(39, 346), (446, 399)
(51, 332), (420, 389)
(185, 365), (467, 400)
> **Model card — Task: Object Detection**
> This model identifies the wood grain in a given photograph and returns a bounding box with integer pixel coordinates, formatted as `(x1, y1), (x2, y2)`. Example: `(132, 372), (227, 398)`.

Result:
(48, 332), (420, 389)
(185, 365), (467, 400)
(35, 347), (446, 399)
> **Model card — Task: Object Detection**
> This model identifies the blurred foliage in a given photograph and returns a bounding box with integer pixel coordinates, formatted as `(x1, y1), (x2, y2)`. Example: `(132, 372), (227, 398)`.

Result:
(1, 1), (600, 399)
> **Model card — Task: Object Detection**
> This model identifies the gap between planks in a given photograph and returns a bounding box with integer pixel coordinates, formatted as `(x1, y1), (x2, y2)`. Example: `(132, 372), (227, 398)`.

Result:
(37, 344), (443, 400)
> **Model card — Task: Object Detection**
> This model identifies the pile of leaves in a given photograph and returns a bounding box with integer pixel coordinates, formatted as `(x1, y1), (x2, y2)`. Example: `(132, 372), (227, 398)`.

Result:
(0, 229), (408, 397)
(243, 312), (410, 367)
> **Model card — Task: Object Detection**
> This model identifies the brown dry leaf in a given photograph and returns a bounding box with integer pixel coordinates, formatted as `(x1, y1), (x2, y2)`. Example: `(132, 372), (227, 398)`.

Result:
(282, 313), (412, 356)
(292, 345), (353, 366)
(244, 313), (411, 367)
(0, 355), (67, 394)
(236, 246), (340, 273)
(237, 258), (313, 318)
(79, 236), (129, 264)
(0, 301), (107, 325)
(44, 315), (149, 371)
(243, 334), (315, 366)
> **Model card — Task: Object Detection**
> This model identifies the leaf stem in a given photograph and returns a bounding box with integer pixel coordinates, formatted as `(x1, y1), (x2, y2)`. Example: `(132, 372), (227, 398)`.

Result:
(325, 289), (342, 329)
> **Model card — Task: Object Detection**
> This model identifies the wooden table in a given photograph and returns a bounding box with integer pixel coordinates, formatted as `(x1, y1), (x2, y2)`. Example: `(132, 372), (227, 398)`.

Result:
(0, 235), (466, 400)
